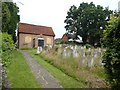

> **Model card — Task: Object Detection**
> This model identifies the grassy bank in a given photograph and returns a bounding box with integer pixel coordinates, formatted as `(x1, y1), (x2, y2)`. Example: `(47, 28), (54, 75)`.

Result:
(27, 49), (108, 88)
(26, 49), (86, 88)
(7, 50), (41, 88)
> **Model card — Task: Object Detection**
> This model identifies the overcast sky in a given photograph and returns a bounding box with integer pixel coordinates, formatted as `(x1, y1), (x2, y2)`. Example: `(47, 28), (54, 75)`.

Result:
(13, 0), (120, 38)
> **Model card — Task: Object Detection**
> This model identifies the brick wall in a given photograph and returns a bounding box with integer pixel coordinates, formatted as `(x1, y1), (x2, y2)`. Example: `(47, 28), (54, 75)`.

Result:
(18, 33), (54, 48)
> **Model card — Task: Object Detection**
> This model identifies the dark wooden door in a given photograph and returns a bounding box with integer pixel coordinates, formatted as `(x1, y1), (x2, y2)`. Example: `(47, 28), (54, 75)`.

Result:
(38, 39), (44, 47)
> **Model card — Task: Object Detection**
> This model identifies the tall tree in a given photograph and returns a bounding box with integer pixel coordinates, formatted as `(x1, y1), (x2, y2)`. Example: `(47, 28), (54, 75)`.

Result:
(102, 14), (120, 89)
(2, 2), (20, 42)
(64, 2), (112, 46)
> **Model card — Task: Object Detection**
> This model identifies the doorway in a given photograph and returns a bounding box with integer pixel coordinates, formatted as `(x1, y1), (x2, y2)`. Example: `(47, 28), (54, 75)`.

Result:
(33, 38), (35, 48)
(38, 38), (44, 47)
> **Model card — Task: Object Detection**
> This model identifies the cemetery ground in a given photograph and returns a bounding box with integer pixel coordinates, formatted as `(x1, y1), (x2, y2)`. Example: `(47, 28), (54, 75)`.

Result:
(6, 45), (110, 88)
(6, 49), (85, 88)
(26, 49), (85, 88)
(25, 45), (110, 88)
(6, 50), (41, 88)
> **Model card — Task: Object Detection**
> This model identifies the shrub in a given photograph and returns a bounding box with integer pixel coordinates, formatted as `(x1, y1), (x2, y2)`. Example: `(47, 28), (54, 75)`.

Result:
(1, 33), (15, 88)
(102, 15), (120, 89)
(84, 44), (93, 49)
(1, 33), (14, 67)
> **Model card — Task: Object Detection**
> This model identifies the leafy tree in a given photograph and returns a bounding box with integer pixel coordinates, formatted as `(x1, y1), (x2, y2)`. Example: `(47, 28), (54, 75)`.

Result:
(64, 2), (112, 46)
(102, 14), (120, 89)
(2, 2), (20, 42)
(1, 1), (19, 88)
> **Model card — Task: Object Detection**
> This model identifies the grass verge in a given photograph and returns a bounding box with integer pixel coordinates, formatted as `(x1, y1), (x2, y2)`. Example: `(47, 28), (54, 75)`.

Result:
(27, 48), (108, 88)
(26, 49), (87, 88)
(6, 50), (41, 88)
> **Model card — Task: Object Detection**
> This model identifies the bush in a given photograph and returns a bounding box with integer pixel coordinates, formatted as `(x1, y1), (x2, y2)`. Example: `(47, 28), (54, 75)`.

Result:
(0, 33), (15, 88)
(55, 41), (62, 45)
(102, 15), (120, 89)
(84, 44), (93, 49)
(1, 33), (14, 67)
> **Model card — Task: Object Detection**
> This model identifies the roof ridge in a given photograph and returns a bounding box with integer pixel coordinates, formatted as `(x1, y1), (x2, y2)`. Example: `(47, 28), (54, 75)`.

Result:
(18, 22), (55, 37)
(19, 22), (52, 28)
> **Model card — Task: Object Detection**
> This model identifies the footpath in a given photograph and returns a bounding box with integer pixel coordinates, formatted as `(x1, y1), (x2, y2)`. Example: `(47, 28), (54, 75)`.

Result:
(20, 50), (63, 88)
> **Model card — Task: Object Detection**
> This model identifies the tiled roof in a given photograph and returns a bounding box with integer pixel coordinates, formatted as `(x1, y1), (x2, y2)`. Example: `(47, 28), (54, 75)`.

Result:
(18, 23), (55, 36)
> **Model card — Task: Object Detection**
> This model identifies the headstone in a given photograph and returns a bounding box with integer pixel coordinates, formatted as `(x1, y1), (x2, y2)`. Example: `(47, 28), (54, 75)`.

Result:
(73, 49), (79, 58)
(59, 44), (62, 48)
(81, 52), (86, 66)
(94, 51), (98, 59)
(49, 45), (52, 49)
(63, 49), (67, 57)
(37, 46), (42, 54)
(39, 46), (42, 52)
(74, 45), (77, 50)
(67, 51), (71, 57)
(84, 46), (86, 49)
(82, 57), (85, 65)
(58, 48), (62, 56)
(70, 46), (74, 50)
(90, 58), (94, 67)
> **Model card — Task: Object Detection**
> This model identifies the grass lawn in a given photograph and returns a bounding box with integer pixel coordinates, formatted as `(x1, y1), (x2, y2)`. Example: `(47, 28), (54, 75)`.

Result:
(26, 49), (87, 88)
(6, 50), (41, 88)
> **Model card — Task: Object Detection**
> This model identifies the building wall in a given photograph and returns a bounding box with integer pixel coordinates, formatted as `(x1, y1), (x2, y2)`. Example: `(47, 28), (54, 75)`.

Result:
(43, 35), (54, 46)
(18, 33), (54, 48)
(62, 34), (68, 43)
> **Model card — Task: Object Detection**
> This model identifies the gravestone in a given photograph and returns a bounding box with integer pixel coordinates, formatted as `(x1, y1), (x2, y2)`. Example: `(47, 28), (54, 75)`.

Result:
(37, 46), (42, 54)
(58, 48), (62, 56)
(73, 49), (79, 58)
(63, 49), (67, 57)
(94, 51), (98, 59)
(90, 58), (94, 67)
(81, 52), (86, 67)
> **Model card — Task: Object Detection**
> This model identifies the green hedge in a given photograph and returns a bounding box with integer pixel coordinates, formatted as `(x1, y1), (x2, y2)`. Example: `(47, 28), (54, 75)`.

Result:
(2, 33), (14, 67)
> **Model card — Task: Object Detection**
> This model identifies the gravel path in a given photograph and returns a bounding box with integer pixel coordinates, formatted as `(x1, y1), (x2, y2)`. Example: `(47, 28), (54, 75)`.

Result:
(20, 50), (63, 88)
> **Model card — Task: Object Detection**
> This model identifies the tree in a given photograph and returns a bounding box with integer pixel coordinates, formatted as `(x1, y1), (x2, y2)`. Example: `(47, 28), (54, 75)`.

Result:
(2, 2), (20, 42)
(102, 14), (120, 89)
(1, 1), (19, 88)
(64, 2), (112, 46)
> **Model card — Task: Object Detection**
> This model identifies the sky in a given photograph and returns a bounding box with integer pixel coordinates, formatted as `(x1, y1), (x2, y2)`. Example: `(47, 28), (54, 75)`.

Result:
(13, 0), (120, 38)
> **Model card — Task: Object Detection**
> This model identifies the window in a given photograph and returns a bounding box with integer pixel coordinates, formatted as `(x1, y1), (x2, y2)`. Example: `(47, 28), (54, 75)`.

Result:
(46, 38), (51, 44)
(25, 36), (31, 43)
